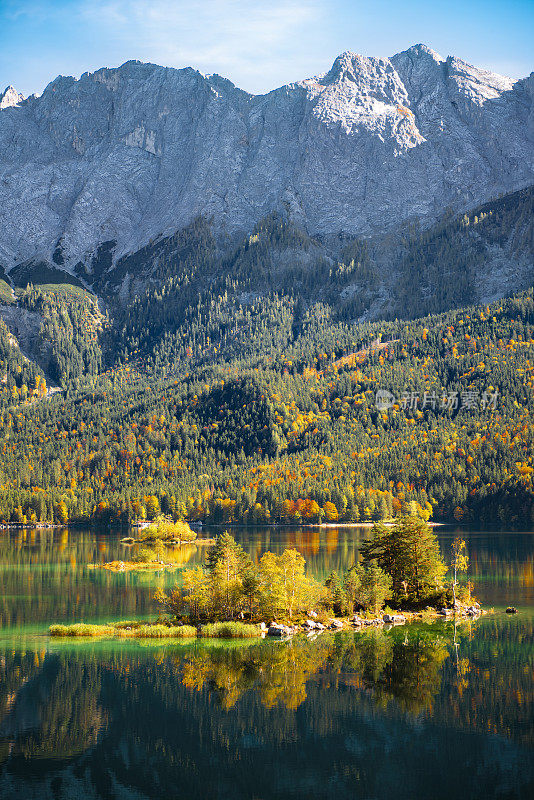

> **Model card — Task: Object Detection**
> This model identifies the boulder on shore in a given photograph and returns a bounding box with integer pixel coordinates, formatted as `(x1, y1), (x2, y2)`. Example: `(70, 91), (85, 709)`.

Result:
(465, 606), (481, 616)
(267, 624), (293, 637)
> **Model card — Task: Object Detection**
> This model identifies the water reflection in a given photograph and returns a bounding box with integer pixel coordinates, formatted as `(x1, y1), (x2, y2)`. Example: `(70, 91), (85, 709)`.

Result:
(1, 526), (533, 629)
(1, 655), (106, 763)
(0, 526), (532, 799)
(177, 627), (452, 716)
(0, 618), (532, 800)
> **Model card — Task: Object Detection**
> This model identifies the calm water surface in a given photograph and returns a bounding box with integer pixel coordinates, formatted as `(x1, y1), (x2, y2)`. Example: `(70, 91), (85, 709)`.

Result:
(0, 526), (532, 799)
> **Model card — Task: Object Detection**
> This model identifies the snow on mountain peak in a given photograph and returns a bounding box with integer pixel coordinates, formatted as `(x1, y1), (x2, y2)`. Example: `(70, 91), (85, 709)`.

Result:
(0, 86), (24, 109)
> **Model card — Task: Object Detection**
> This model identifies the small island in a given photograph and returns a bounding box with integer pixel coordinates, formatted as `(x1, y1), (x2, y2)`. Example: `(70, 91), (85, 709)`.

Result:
(91, 518), (216, 572)
(52, 516), (486, 640)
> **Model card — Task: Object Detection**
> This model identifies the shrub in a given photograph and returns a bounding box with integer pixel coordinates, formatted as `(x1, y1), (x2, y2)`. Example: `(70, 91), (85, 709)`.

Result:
(138, 524), (160, 542)
(123, 624), (197, 638)
(139, 519), (197, 543)
(358, 564), (392, 615)
(112, 620), (142, 629)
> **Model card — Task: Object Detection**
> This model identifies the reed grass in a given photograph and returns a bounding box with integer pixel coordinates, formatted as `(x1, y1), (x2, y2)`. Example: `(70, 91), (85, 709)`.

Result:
(49, 622), (197, 638)
(201, 622), (260, 638)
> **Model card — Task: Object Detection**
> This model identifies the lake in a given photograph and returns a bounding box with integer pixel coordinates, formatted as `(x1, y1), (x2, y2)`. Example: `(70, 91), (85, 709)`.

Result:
(0, 526), (532, 799)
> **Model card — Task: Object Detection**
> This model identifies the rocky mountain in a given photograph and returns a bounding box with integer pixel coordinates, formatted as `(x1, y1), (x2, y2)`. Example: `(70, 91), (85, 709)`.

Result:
(0, 49), (533, 532)
(0, 86), (24, 109)
(0, 44), (533, 286)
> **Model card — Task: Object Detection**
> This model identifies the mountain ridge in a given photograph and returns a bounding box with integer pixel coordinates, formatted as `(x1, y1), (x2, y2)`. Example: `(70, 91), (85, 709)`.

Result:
(1, 44), (533, 279)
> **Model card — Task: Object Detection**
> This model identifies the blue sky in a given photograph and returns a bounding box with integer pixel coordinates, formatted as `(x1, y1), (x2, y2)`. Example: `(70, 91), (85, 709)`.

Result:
(1, 0), (533, 97)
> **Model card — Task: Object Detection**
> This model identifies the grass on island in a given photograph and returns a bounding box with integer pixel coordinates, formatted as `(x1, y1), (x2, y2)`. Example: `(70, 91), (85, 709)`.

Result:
(201, 622), (261, 638)
(94, 560), (180, 572)
(49, 622), (198, 639)
(49, 620), (260, 640)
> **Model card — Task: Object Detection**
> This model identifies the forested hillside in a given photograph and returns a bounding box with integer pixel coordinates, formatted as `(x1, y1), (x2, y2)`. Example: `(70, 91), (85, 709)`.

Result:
(0, 286), (532, 528)
(394, 185), (534, 317)
(0, 184), (532, 529)
(3, 186), (533, 346)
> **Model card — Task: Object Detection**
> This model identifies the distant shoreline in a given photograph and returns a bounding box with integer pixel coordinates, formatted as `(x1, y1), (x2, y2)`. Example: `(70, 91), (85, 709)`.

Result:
(0, 522), (62, 530)
(1, 520), (446, 531)
(306, 521), (448, 528)
(0, 519), (499, 532)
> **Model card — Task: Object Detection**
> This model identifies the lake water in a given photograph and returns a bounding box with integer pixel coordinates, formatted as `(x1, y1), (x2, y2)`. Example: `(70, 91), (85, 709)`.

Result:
(0, 526), (532, 799)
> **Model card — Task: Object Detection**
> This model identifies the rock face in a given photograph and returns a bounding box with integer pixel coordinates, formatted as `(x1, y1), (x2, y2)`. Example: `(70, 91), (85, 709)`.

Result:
(0, 45), (533, 274)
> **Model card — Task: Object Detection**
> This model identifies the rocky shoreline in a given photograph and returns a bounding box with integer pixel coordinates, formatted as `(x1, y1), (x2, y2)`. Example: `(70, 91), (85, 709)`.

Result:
(265, 603), (486, 638)
(47, 600), (490, 641)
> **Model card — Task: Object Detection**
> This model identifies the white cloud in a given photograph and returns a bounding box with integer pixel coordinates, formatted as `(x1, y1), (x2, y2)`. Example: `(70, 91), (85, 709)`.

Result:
(78, 0), (327, 92)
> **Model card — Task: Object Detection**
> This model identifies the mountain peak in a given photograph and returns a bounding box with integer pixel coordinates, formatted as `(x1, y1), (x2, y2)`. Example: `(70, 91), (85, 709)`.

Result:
(317, 45), (447, 91)
(321, 50), (388, 83)
(0, 48), (531, 269)
(0, 85), (24, 109)
(397, 43), (444, 63)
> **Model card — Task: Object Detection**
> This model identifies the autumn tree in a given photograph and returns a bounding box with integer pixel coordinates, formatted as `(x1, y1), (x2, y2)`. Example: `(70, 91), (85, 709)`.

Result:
(54, 500), (69, 525)
(206, 532), (252, 619)
(144, 495), (160, 520)
(343, 564), (364, 613)
(258, 549), (324, 620)
(450, 537), (469, 607)
(323, 501), (339, 523)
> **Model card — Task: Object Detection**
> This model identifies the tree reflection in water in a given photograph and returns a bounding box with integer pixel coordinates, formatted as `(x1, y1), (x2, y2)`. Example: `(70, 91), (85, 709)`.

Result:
(181, 635), (335, 711)
(0, 652), (106, 766)
(0, 618), (532, 800)
(0, 527), (533, 799)
(177, 629), (450, 715)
